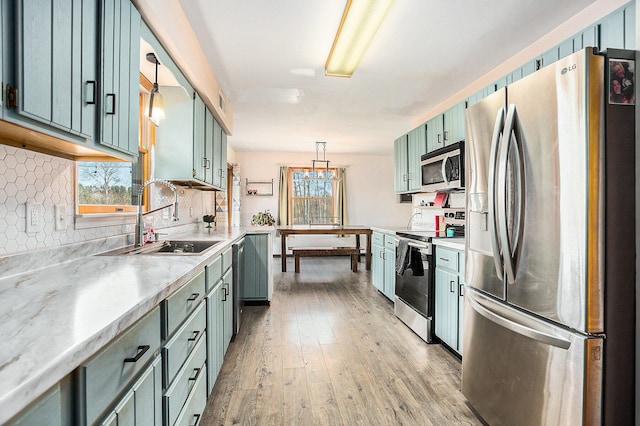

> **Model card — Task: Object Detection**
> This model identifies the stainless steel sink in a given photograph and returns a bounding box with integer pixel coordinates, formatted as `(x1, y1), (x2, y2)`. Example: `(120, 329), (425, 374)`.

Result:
(99, 240), (222, 256)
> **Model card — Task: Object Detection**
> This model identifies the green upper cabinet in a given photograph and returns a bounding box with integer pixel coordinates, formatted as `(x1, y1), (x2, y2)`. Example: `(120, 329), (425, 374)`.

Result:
(204, 107), (215, 185)
(14, 0), (97, 138)
(443, 102), (466, 146)
(426, 114), (444, 152)
(99, 0), (141, 157)
(193, 93), (206, 182)
(213, 118), (228, 190)
(394, 135), (408, 193)
(407, 124), (425, 192)
(394, 126), (425, 194)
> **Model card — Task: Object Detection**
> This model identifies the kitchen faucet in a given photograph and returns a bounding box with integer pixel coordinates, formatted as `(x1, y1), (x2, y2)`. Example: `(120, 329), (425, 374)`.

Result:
(135, 179), (179, 247)
(406, 211), (422, 230)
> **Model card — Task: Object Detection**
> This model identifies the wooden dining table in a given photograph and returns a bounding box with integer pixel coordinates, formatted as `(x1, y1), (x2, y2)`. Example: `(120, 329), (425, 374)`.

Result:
(276, 225), (372, 272)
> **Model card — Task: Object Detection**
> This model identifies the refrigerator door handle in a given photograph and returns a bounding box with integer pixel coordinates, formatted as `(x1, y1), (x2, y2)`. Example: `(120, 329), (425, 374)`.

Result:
(500, 105), (526, 285)
(488, 107), (505, 280)
(467, 291), (571, 349)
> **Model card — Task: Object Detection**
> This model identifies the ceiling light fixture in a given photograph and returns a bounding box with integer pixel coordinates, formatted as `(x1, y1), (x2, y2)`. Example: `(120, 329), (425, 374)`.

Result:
(146, 52), (165, 126)
(325, 0), (396, 78)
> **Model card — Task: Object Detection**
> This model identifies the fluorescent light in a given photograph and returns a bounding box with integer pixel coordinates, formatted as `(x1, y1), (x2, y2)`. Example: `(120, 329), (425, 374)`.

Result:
(325, 0), (395, 78)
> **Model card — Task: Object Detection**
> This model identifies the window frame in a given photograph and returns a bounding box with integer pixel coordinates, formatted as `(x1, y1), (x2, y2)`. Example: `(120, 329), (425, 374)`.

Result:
(288, 167), (339, 225)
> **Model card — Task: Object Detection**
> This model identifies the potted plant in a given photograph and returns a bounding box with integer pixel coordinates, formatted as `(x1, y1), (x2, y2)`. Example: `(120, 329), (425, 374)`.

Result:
(251, 209), (275, 226)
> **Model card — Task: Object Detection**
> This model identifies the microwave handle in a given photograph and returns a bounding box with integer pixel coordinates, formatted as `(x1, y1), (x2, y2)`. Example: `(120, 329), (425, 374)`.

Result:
(441, 155), (450, 185)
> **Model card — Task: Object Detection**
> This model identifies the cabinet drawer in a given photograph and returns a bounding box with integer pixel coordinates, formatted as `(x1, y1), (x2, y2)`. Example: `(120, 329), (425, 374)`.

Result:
(221, 246), (232, 272)
(173, 363), (207, 426)
(206, 255), (222, 293)
(81, 307), (161, 426)
(372, 232), (384, 246)
(165, 338), (207, 426)
(164, 271), (206, 339)
(436, 247), (459, 271)
(164, 302), (206, 387)
(384, 234), (396, 249)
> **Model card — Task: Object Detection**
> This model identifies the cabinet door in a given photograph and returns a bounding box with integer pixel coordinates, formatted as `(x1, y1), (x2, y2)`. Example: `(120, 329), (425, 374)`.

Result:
(100, 0), (140, 156)
(435, 268), (458, 350)
(243, 234), (268, 300)
(407, 125), (426, 192)
(372, 243), (384, 292)
(426, 115), (444, 152)
(383, 246), (396, 300)
(600, 7), (624, 49)
(457, 275), (465, 354)
(222, 267), (233, 354)
(394, 136), (408, 193)
(213, 118), (227, 190)
(193, 93), (206, 182)
(444, 103), (465, 146)
(204, 108), (214, 184)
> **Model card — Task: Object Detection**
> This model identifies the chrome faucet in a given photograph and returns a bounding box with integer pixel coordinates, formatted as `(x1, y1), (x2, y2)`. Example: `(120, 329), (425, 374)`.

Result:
(406, 211), (422, 230)
(135, 179), (179, 247)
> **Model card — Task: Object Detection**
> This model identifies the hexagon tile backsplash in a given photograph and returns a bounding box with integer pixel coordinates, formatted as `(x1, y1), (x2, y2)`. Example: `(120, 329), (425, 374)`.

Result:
(0, 145), (214, 257)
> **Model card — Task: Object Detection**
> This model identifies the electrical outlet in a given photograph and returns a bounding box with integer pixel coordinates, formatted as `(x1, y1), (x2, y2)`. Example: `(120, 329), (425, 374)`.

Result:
(25, 202), (43, 233)
(55, 205), (67, 231)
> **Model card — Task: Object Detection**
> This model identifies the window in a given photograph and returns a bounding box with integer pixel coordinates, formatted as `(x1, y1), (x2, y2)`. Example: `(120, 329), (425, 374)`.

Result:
(289, 167), (339, 225)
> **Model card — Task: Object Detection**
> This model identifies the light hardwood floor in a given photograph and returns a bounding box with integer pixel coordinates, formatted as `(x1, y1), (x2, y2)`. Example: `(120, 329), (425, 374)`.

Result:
(201, 256), (482, 425)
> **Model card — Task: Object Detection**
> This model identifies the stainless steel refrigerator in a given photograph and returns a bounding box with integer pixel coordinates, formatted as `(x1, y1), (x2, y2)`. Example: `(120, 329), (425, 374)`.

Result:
(463, 48), (636, 425)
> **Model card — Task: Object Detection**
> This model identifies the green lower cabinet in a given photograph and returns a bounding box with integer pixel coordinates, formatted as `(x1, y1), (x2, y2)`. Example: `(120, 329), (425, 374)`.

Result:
(434, 246), (465, 355)
(99, 355), (162, 426)
(222, 267), (233, 355)
(243, 234), (269, 302)
(371, 232), (395, 301)
(205, 281), (225, 396)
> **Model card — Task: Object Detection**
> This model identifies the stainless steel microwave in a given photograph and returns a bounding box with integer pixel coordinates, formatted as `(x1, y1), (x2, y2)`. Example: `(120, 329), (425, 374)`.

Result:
(420, 141), (464, 192)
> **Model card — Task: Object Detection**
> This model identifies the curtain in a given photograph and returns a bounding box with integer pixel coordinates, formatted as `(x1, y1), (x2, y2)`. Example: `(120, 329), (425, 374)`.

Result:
(334, 168), (349, 225)
(278, 166), (290, 225)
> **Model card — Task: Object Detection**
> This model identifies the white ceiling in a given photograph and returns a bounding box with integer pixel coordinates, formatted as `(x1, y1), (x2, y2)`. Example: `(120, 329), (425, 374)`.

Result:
(176, 0), (596, 155)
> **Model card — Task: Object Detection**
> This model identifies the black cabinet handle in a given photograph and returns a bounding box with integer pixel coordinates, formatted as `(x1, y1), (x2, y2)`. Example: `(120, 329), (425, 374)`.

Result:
(188, 330), (201, 342)
(106, 93), (116, 115)
(188, 367), (202, 382)
(187, 292), (200, 302)
(191, 413), (201, 426)
(459, 283), (464, 296)
(86, 81), (97, 104)
(124, 345), (150, 363)
(450, 280), (455, 293)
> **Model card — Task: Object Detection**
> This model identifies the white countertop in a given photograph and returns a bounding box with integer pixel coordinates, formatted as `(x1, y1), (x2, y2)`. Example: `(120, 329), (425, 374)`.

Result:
(0, 226), (272, 424)
(433, 237), (465, 251)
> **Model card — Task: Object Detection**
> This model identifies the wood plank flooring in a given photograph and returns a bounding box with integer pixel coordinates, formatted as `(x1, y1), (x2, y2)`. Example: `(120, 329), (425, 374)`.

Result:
(201, 256), (482, 425)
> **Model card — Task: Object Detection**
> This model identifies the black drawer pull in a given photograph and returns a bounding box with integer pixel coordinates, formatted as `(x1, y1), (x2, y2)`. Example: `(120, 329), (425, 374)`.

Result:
(188, 367), (202, 382)
(188, 330), (201, 342)
(191, 413), (201, 426)
(124, 345), (150, 363)
(187, 292), (200, 302)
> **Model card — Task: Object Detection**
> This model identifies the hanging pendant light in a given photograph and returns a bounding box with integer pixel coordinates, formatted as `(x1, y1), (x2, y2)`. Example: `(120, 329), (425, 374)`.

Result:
(146, 52), (165, 126)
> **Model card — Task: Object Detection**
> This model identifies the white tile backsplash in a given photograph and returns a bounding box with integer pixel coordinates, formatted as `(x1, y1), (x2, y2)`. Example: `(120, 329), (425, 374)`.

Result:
(0, 145), (216, 257)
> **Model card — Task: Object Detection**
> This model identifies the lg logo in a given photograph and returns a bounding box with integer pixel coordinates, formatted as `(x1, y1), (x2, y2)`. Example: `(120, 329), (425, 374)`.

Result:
(561, 64), (577, 75)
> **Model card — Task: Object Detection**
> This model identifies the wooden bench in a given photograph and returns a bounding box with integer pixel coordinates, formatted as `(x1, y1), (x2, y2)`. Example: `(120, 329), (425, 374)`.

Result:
(292, 247), (360, 273)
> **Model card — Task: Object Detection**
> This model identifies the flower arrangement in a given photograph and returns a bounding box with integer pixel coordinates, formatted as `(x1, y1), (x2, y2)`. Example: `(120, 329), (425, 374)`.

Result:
(251, 209), (276, 226)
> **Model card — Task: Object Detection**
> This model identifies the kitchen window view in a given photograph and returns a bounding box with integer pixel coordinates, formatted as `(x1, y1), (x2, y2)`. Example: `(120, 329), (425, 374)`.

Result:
(289, 167), (338, 224)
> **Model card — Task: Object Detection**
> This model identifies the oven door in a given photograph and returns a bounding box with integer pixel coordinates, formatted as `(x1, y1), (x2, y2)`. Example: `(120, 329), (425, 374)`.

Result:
(395, 244), (433, 318)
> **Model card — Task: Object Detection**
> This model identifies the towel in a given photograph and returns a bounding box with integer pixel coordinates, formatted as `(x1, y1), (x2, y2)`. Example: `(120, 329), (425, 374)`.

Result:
(396, 240), (410, 275)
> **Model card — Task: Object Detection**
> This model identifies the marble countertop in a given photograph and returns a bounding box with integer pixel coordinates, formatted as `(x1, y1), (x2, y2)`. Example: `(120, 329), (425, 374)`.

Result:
(370, 226), (408, 234)
(0, 226), (271, 424)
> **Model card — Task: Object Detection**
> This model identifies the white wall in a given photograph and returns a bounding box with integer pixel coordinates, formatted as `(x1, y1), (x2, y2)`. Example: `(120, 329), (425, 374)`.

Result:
(234, 151), (412, 254)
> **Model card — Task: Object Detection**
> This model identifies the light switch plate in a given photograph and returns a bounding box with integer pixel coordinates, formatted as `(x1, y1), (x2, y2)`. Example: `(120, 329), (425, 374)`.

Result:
(55, 205), (67, 231)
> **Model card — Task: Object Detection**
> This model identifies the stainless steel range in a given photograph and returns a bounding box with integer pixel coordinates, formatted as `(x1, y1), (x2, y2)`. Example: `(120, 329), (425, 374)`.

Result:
(394, 231), (436, 343)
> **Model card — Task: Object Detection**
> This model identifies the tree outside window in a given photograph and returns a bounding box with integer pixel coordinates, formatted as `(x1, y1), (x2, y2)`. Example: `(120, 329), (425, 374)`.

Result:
(289, 168), (339, 225)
